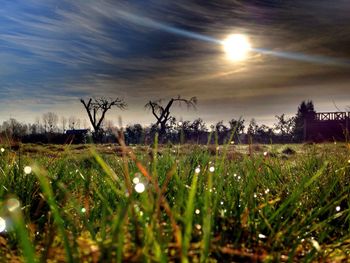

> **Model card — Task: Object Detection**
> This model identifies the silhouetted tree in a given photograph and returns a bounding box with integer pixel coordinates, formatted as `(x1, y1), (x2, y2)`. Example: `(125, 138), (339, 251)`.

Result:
(215, 121), (228, 133)
(1, 118), (28, 139)
(42, 112), (58, 133)
(256, 124), (274, 143)
(228, 118), (245, 143)
(68, 116), (78, 130)
(247, 119), (259, 137)
(145, 96), (197, 140)
(294, 100), (315, 141)
(125, 124), (144, 144)
(191, 118), (207, 133)
(80, 97), (126, 141)
(28, 123), (39, 135)
(274, 114), (295, 136)
(61, 116), (67, 133)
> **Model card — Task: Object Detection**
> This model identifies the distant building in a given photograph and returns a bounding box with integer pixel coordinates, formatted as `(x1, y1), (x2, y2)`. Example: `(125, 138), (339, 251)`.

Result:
(65, 129), (90, 144)
(304, 112), (349, 142)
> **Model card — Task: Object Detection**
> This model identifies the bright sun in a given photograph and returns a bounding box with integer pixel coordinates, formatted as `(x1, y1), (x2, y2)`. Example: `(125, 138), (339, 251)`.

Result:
(223, 34), (252, 61)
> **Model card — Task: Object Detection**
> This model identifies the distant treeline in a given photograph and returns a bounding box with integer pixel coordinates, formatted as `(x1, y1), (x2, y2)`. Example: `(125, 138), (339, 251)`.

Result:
(0, 100), (316, 144)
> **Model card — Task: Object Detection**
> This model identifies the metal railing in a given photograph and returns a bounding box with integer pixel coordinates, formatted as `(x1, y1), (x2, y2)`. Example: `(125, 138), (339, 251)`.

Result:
(315, 112), (349, 121)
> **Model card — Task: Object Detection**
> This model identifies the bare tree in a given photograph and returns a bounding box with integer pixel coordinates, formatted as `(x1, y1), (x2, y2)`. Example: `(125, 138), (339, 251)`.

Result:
(145, 96), (197, 138)
(80, 97), (126, 140)
(1, 118), (28, 139)
(61, 116), (67, 133)
(42, 112), (58, 133)
(68, 116), (78, 130)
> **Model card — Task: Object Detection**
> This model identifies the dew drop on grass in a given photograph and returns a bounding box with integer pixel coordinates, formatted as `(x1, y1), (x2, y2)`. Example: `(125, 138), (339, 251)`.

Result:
(0, 148), (4, 153)
(254, 193), (257, 198)
(311, 239), (321, 251)
(195, 167), (200, 174)
(220, 201), (224, 205)
(336, 206), (341, 212)
(258, 233), (267, 239)
(24, 166), (32, 174)
(195, 224), (202, 230)
(133, 177), (140, 184)
(0, 217), (6, 232)
(265, 189), (270, 194)
(81, 208), (86, 213)
(195, 209), (200, 215)
(7, 198), (20, 212)
(135, 183), (145, 193)
(233, 173), (237, 177)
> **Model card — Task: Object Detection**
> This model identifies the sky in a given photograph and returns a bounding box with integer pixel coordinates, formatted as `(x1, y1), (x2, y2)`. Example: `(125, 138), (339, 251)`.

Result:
(0, 0), (350, 127)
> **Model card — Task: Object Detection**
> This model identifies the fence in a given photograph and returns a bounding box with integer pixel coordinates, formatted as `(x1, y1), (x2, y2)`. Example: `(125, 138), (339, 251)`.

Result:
(305, 112), (349, 141)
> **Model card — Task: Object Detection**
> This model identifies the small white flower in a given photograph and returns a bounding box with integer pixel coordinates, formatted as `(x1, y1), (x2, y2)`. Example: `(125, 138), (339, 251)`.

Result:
(209, 166), (215, 172)
(336, 206), (341, 212)
(81, 208), (86, 213)
(195, 167), (200, 174)
(0, 148), (4, 153)
(195, 209), (200, 214)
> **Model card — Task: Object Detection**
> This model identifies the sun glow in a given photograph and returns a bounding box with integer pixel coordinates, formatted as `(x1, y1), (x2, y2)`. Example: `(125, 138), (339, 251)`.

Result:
(223, 34), (251, 61)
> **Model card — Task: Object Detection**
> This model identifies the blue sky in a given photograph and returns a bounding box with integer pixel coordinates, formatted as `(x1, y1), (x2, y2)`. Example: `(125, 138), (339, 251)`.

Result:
(1, 0), (350, 127)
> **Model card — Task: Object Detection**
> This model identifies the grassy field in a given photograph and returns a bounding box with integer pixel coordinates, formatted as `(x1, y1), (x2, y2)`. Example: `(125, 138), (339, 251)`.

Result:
(0, 141), (350, 262)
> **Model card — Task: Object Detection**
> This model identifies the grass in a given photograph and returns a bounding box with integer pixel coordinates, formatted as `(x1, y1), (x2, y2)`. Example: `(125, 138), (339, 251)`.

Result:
(0, 141), (349, 262)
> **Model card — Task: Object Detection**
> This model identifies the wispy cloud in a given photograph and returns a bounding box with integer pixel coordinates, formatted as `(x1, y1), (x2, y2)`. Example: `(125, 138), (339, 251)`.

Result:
(0, 0), (349, 125)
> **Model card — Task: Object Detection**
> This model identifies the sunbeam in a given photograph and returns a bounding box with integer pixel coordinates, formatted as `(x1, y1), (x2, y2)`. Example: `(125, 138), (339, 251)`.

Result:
(116, 9), (350, 67)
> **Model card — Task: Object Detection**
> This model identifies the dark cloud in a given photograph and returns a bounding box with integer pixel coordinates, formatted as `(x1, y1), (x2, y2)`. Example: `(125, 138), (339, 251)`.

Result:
(0, 0), (349, 126)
